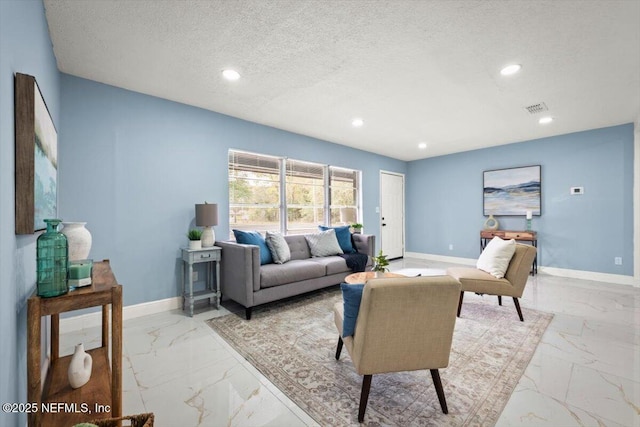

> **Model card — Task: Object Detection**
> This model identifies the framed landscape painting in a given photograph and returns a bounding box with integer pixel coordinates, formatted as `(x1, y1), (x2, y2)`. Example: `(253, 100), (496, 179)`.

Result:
(483, 165), (541, 216)
(15, 73), (58, 234)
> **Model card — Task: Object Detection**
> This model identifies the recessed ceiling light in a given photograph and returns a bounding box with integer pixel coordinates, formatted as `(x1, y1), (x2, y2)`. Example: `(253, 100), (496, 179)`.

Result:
(538, 116), (554, 124)
(418, 142), (427, 149)
(352, 118), (364, 127)
(222, 69), (240, 81)
(500, 64), (521, 76)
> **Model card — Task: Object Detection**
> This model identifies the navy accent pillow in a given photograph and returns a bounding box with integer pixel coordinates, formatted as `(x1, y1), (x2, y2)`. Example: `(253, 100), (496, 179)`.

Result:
(319, 225), (355, 254)
(232, 230), (273, 265)
(341, 282), (364, 337)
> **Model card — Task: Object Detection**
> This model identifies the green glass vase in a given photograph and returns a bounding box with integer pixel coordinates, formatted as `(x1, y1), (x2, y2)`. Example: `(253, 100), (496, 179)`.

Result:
(37, 219), (69, 297)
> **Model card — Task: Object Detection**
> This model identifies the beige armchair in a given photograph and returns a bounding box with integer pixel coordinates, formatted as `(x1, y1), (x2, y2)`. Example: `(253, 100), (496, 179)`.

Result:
(447, 243), (537, 321)
(333, 276), (461, 422)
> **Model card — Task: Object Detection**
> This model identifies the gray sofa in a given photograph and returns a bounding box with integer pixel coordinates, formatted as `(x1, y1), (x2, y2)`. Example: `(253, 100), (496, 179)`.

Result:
(217, 233), (375, 319)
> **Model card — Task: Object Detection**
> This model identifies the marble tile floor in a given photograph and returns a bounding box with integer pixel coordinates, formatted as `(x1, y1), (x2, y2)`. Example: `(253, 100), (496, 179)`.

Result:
(58, 258), (640, 427)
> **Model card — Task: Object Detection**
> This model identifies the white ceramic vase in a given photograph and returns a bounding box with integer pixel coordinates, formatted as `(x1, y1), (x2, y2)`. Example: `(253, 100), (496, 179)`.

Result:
(61, 222), (92, 261)
(189, 240), (202, 250)
(68, 343), (92, 389)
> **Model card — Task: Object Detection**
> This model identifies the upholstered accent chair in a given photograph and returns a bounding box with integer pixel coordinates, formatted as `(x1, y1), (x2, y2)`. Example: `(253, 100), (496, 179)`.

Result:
(333, 276), (461, 422)
(447, 243), (537, 321)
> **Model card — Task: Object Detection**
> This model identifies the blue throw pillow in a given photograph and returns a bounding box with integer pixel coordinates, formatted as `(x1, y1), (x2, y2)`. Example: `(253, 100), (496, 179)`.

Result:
(232, 230), (273, 265)
(319, 225), (355, 254)
(341, 282), (364, 337)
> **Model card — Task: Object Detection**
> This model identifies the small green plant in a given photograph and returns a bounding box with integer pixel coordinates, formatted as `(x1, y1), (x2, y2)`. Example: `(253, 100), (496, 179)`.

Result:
(187, 229), (202, 241)
(351, 223), (363, 230)
(372, 249), (389, 272)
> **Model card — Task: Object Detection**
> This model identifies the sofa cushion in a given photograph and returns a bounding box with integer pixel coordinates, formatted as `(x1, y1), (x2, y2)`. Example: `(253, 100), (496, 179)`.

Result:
(265, 231), (291, 264)
(308, 256), (350, 275)
(305, 229), (343, 257)
(477, 236), (516, 278)
(232, 230), (273, 265)
(284, 235), (312, 260)
(260, 259), (326, 288)
(318, 225), (355, 254)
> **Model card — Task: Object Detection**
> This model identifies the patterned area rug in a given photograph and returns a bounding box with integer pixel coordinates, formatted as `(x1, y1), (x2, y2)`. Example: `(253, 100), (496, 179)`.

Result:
(207, 287), (553, 426)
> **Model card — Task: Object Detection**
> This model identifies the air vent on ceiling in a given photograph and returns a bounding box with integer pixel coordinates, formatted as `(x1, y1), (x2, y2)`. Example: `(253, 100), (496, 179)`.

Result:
(524, 102), (548, 115)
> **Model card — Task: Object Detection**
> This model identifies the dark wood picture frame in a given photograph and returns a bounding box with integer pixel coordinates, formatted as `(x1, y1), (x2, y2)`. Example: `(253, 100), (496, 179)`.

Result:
(483, 165), (541, 216)
(15, 72), (58, 234)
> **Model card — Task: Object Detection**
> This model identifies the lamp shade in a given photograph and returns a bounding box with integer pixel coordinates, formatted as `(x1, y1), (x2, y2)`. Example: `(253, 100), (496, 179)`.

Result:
(195, 204), (218, 226)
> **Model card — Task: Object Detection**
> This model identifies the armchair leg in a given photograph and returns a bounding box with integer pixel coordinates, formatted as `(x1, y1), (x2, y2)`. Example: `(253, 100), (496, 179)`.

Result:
(358, 375), (372, 422)
(430, 369), (448, 414)
(513, 298), (524, 321)
(498, 295), (502, 306)
(335, 336), (343, 360)
(457, 291), (464, 317)
(245, 307), (252, 320)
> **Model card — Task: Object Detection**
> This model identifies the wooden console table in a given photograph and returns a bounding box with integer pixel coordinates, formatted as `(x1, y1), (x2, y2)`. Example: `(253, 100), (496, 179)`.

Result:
(480, 230), (538, 275)
(27, 260), (122, 427)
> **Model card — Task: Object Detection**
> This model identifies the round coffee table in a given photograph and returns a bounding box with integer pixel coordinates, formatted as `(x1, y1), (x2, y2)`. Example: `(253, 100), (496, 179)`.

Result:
(344, 271), (406, 284)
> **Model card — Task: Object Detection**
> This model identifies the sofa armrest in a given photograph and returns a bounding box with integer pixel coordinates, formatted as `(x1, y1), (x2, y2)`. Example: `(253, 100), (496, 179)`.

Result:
(352, 233), (375, 257)
(216, 241), (260, 308)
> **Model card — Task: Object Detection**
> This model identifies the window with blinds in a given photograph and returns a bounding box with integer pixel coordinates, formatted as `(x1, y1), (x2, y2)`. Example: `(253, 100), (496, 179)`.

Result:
(286, 159), (325, 234)
(228, 150), (360, 237)
(228, 151), (281, 234)
(329, 167), (360, 226)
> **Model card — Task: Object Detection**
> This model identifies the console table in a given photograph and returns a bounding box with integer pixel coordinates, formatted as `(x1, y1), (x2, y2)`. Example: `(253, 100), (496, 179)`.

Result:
(480, 230), (538, 275)
(27, 260), (122, 427)
(181, 246), (221, 317)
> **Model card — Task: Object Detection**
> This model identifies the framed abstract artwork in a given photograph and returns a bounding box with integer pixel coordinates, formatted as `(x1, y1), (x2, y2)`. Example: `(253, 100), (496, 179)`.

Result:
(15, 73), (58, 234)
(483, 165), (541, 216)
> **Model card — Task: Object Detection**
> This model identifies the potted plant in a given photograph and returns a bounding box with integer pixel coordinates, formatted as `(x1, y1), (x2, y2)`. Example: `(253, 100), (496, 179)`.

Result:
(187, 229), (202, 250)
(351, 223), (363, 234)
(371, 250), (389, 276)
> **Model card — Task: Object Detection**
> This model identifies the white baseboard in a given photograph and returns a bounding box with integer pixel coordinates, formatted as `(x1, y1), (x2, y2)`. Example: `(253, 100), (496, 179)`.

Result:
(60, 296), (182, 331)
(404, 252), (639, 287)
(539, 266), (639, 287)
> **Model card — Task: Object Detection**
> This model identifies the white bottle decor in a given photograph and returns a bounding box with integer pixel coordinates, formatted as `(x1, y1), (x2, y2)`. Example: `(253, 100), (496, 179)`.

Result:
(61, 222), (92, 261)
(68, 343), (92, 389)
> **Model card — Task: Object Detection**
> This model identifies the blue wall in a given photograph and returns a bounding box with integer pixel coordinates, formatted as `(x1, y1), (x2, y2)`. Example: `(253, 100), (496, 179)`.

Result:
(59, 74), (406, 306)
(406, 124), (635, 276)
(0, 1), (61, 426)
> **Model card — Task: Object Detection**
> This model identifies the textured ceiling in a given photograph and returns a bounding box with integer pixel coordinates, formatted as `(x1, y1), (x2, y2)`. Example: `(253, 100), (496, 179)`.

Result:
(44, 0), (640, 161)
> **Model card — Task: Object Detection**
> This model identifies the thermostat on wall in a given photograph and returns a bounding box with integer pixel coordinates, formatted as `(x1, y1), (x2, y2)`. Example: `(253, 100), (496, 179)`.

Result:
(570, 186), (584, 195)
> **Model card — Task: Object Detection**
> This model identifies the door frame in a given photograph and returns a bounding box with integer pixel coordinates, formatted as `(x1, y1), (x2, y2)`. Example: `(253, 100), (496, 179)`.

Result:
(379, 170), (405, 259)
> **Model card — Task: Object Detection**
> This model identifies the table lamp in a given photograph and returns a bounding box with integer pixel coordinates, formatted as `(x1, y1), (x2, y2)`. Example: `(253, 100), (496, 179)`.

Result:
(196, 203), (218, 248)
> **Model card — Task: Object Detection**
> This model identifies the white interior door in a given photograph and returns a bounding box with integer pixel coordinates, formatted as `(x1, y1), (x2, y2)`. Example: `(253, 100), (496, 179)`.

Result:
(380, 171), (405, 259)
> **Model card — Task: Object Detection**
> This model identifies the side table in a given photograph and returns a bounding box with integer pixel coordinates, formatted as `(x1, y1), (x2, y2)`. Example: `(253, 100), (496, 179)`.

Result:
(181, 246), (221, 317)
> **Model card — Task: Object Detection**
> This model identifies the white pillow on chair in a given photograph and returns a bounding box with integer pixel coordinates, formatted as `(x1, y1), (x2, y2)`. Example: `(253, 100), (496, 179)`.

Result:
(476, 236), (516, 278)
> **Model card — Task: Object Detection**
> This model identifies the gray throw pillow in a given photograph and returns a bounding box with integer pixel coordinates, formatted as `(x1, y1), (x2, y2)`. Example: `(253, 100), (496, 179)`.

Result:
(305, 229), (344, 257)
(265, 231), (291, 264)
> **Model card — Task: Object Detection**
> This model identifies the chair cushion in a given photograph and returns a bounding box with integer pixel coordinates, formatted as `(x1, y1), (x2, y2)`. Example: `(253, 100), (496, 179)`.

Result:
(341, 282), (364, 337)
(233, 230), (273, 265)
(265, 231), (291, 264)
(476, 236), (516, 278)
(305, 229), (344, 257)
(318, 225), (355, 253)
(260, 259), (325, 288)
(447, 267), (514, 295)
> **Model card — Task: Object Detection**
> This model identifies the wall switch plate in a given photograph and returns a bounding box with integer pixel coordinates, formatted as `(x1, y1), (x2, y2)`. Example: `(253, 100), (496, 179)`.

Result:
(570, 186), (584, 195)
(449, 244), (454, 250)
(614, 257), (622, 265)
(192, 271), (198, 281)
